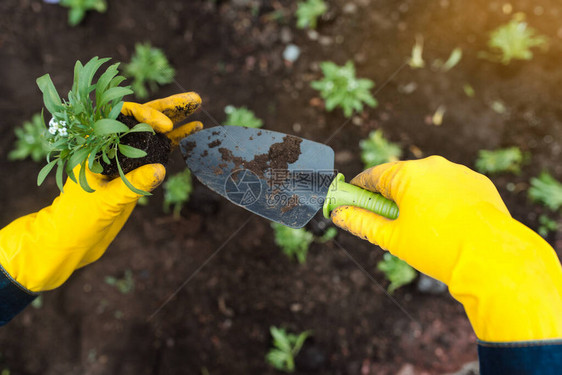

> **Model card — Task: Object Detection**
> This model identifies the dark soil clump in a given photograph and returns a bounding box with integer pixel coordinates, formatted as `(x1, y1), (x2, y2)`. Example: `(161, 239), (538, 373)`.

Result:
(218, 135), (302, 184)
(101, 114), (171, 178)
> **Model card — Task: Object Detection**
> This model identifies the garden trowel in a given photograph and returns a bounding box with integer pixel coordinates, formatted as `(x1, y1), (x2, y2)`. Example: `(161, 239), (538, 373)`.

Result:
(180, 126), (398, 228)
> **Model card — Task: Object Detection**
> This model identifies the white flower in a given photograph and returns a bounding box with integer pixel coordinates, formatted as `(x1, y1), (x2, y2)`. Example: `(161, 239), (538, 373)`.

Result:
(58, 128), (68, 137)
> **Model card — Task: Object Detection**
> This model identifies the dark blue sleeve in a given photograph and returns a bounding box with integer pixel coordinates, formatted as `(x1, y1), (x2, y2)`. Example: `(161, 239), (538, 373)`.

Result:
(0, 264), (38, 326)
(478, 339), (562, 375)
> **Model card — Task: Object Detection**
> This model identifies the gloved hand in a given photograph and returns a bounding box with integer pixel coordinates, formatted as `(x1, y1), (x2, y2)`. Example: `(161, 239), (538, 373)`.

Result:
(0, 92), (202, 293)
(331, 155), (562, 342)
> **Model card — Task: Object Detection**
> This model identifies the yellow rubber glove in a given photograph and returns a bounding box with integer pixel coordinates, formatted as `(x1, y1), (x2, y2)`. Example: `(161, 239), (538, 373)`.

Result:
(0, 92), (202, 292)
(331, 155), (562, 342)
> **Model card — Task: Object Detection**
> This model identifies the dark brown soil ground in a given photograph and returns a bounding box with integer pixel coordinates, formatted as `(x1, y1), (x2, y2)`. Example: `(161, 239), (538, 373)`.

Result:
(0, 1), (561, 374)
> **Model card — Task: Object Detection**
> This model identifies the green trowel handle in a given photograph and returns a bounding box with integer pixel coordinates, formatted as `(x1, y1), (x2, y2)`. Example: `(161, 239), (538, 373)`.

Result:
(322, 173), (399, 220)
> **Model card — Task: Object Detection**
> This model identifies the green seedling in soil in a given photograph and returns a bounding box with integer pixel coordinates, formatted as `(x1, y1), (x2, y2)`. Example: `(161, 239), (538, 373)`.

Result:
(9, 113), (52, 162)
(36, 56), (154, 195)
(317, 227), (338, 243)
(224, 105), (263, 128)
(475, 147), (524, 175)
(266, 326), (312, 373)
(440, 47), (462, 72)
(124, 43), (176, 100)
(529, 172), (562, 212)
(296, 0), (327, 29)
(431, 105), (446, 126)
(408, 35), (425, 69)
(105, 269), (135, 294)
(31, 295), (43, 309)
(538, 214), (559, 238)
(163, 170), (193, 219)
(481, 13), (548, 64)
(360, 129), (402, 169)
(272, 223), (314, 264)
(311, 61), (377, 118)
(463, 83), (475, 98)
(377, 253), (417, 294)
(59, 0), (107, 26)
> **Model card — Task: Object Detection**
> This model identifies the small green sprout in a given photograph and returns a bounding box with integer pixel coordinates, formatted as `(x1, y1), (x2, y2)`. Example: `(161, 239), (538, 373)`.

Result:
(36, 56), (154, 195)
(31, 295), (44, 309)
(377, 253), (417, 294)
(296, 0), (327, 29)
(105, 269), (135, 294)
(311, 61), (377, 118)
(123, 43), (176, 99)
(482, 13), (548, 64)
(360, 130), (402, 169)
(224, 105), (263, 128)
(431, 105), (446, 126)
(9, 113), (52, 162)
(317, 227), (338, 243)
(272, 223), (314, 264)
(475, 147), (524, 175)
(59, 0), (107, 26)
(408, 35), (425, 69)
(463, 83), (475, 98)
(163, 170), (193, 218)
(538, 214), (559, 238)
(266, 326), (311, 373)
(441, 47), (462, 71)
(529, 172), (562, 212)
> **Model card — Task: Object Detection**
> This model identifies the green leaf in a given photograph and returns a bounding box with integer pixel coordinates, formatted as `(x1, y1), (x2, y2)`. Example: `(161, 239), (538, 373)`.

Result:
(90, 160), (103, 174)
(72, 60), (83, 93)
(127, 123), (154, 133)
(118, 144), (147, 158)
(116, 155), (151, 196)
(67, 148), (90, 171)
(68, 7), (85, 26)
(94, 119), (129, 135)
(78, 161), (95, 193)
(270, 327), (292, 352)
(102, 149), (111, 164)
(108, 101), (124, 120)
(95, 63), (120, 104)
(37, 159), (57, 186)
(78, 57), (110, 100)
(98, 87), (134, 108)
(36, 74), (63, 115)
(56, 160), (65, 192)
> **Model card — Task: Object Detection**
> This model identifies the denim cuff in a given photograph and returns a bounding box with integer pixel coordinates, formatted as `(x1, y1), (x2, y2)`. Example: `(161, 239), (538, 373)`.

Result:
(478, 339), (562, 375)
(0, 263), (38, 326)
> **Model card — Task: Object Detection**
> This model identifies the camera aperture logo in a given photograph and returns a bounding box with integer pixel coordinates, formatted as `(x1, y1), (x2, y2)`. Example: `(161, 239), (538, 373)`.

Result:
(224, 169), (262, 206)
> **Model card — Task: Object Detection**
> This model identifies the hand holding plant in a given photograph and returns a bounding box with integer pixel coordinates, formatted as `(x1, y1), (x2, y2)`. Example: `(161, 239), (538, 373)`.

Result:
(36, 57), (202, 195)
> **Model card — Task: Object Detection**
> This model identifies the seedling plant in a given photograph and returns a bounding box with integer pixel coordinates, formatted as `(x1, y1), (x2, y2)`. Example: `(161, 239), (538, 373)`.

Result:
(105, 269), (135, 294)
(59, 0), (107, 26)
(360, 130), (402, 169)
(124, 43), (176, 99)
(266, 326), (311, 373)
(529, 172), (562, 211)
(163, 170), (193, 219)
(538, 215), (559, 238)
(311, 61), (377, 118)
(224, 105), (263, 128)
(296, 0), (327, 29)
(475, 147), (524, 175)
(377, 253), (417, 294)
(36, 56), (155, 195)
(482, 13), (548, 64)
(9, 113), (52, 162)
(271, 223), (314, 264)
